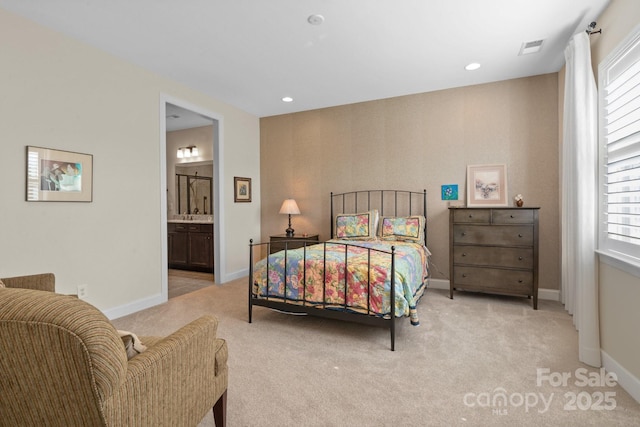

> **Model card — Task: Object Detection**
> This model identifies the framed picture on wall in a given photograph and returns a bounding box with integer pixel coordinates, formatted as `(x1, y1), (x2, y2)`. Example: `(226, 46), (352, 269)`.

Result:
(234, 176), (251, 202)
(26, 146), (93, 202)
(466, 164), (508, 207)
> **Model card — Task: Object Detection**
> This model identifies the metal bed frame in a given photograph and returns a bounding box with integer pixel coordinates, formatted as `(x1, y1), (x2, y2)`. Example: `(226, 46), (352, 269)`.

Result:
(248, 189), (427, 350)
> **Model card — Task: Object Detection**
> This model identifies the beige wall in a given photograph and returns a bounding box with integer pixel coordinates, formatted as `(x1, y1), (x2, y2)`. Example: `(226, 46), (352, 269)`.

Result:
(0, 8), (261, 316)
(260, 74), (560, 290)
(589, 0), (640, 382)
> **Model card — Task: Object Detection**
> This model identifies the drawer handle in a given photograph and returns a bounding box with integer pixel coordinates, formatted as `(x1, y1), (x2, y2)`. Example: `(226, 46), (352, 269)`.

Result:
(518, 280), (523, 283)
(518, 256), (523, 260)
(462, 253), (467, 257)
(461, 232), (466, 236)
(518, 234), (523, 238)
(510, 214), (514, 218)
(468, 214), (473, 218)
(462, 273), (467, 278)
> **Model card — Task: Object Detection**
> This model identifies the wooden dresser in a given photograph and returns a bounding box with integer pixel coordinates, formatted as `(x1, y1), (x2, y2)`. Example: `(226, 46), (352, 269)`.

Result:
(449, 207), (539, 309)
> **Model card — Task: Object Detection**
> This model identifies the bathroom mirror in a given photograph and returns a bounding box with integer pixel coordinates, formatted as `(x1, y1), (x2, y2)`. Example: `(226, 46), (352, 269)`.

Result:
(175, 162), (213, 215)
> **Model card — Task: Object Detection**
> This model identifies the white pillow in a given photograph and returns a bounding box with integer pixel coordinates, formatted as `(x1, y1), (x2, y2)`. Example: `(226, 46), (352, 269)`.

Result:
(117, 330), (147, 359)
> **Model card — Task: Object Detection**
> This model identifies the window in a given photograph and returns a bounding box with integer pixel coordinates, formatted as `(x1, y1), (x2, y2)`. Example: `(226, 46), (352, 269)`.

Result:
(599, 24), (640, 265)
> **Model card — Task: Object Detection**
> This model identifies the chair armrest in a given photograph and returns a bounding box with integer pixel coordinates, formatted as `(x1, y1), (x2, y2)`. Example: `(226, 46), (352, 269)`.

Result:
(103, 315), (229, 426)
(1, 273), (55, 292)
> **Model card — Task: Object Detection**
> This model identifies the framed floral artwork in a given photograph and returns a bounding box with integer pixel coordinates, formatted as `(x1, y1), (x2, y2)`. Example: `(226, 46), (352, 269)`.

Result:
(466, 164), (508, 207)
(234, 176), (251, 202)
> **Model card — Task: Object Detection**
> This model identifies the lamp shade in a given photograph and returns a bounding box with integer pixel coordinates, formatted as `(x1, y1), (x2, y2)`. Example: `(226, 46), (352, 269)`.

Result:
(279, 199), (300, 215)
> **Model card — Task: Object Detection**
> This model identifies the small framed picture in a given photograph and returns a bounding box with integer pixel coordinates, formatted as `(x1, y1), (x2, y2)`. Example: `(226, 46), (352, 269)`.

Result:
(26, 146), (93, 202)
(441, 184), (459, 201)
(234, 176), (251, 202)
(466, 164), (508, 207)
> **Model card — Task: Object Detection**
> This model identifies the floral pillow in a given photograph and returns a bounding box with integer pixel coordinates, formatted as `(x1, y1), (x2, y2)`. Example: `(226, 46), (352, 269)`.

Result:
(379, 215), (425, 243)
(335, 210), (379, 240)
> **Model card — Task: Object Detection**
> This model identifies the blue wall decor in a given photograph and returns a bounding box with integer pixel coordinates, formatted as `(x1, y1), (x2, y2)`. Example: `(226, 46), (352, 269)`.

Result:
(441, 184), (458, 200)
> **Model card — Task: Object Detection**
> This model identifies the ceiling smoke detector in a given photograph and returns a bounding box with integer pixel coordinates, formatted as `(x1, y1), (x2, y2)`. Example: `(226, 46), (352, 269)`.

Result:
(307, 14), (325, 25)
(519, 39), (544, 56)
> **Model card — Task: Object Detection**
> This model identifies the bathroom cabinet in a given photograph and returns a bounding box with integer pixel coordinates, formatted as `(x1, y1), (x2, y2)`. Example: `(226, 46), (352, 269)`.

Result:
(168, 222), (214, 273)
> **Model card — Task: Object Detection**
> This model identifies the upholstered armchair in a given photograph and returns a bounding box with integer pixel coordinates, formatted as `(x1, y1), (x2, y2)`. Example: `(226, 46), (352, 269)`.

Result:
(0, 272), (56, 292)
(0, 273), (228, 426)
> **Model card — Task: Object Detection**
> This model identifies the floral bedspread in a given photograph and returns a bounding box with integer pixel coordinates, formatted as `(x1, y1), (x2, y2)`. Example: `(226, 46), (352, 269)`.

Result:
(252, 239), (429, 324)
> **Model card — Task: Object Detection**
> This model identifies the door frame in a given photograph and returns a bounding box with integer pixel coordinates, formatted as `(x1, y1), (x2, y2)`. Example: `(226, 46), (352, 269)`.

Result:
(159, 94), (225, 300)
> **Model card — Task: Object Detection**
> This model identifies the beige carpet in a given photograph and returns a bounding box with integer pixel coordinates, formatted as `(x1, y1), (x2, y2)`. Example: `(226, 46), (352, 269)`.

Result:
(113, 278), (640, 426)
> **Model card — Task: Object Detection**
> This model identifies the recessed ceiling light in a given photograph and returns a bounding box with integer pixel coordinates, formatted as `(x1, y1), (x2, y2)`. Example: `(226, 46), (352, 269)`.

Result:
(465, 62), (481, 71)
(307, 14), (324, 25)
(282, 96), (293, 103)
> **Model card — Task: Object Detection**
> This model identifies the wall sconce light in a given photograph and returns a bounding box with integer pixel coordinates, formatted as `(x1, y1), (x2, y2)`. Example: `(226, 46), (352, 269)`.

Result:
(279, 199), (300, 237)
(177, 145), (199, 159)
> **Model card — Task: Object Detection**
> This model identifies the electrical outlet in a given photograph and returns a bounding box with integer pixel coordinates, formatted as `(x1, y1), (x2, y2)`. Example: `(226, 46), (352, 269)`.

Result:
(77, 284), (88, 300)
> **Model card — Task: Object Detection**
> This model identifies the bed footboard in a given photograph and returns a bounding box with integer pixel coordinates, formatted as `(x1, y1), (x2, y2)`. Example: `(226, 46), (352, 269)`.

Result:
(248, 239), (400, 350)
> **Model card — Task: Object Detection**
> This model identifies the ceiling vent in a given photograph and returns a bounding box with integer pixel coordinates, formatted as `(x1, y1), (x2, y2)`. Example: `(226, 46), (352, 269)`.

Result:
(519, 39), (544, 56)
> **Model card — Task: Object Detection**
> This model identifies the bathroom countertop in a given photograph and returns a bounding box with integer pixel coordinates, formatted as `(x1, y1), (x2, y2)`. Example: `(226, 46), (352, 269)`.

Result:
(168, 219), (214, 224)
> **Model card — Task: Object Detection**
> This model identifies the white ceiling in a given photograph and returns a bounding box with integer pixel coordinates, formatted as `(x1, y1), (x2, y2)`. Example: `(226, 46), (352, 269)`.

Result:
(1, 0), (609, 118)
(165, 103), (214, 132)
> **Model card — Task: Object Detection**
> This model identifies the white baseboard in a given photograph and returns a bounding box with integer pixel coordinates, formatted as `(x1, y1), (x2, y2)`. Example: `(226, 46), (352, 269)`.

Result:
(428, 278), (449, 290)
(103, 293), (165, 320)
(538, 288), (560, 301)
(602, 350), (640, 403)
(430, 279), (560, 301)
(224, 268), (248, 283)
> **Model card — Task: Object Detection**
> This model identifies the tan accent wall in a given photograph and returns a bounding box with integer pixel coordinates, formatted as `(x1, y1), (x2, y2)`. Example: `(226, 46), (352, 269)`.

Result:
(589, 0), (640, 381)
(260, 74), (560, 289)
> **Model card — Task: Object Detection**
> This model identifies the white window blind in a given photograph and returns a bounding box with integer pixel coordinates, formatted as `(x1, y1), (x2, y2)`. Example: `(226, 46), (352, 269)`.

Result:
(600, 25), (640, 261)
(26, 150), (40, 201)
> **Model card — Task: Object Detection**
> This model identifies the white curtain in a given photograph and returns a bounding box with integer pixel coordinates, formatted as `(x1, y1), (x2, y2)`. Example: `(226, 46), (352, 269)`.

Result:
(561, 31), (601, 368)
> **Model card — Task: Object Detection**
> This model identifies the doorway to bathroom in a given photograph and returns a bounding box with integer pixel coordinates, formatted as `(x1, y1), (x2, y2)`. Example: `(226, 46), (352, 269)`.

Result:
(160, 96), (223, 300)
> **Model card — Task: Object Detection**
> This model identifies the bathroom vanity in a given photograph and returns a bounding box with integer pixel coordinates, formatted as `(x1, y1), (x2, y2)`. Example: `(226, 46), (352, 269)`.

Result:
(168, 220), (214, 273)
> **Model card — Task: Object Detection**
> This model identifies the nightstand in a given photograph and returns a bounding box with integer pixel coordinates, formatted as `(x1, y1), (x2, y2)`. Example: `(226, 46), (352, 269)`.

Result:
(269, 234), (320, 254)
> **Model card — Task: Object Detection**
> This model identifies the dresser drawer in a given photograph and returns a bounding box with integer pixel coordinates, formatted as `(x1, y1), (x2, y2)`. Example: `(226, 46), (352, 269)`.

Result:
(453, 266), (533, 295)
(453, 225), (533, 246)
(453, 246), (534, 269)
(492, 209), (534, 224)
(452, 209), (491, 223)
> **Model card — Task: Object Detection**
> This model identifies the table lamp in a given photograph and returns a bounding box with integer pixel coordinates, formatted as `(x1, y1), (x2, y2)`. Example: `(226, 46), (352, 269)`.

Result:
(279, 199), (300, 237)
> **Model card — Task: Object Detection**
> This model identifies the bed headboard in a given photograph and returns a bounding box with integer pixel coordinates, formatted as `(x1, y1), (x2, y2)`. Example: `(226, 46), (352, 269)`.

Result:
(330, 189), (427, 246)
